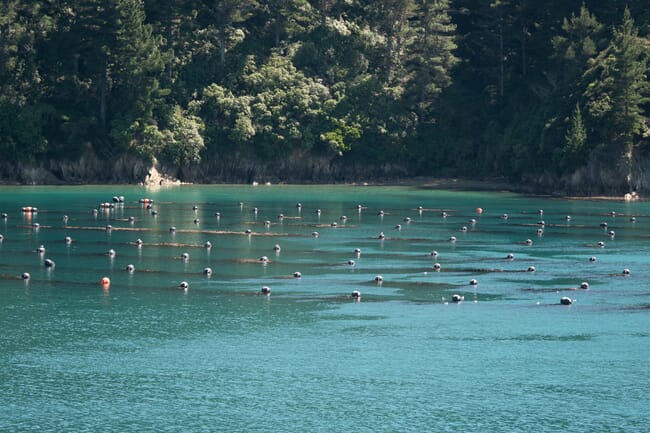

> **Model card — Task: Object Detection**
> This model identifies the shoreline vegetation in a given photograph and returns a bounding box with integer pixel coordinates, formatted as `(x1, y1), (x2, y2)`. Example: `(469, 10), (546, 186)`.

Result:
(2, 2), (649, 196)
(0, 158), (640, 202)
(0, 146), (644, 199)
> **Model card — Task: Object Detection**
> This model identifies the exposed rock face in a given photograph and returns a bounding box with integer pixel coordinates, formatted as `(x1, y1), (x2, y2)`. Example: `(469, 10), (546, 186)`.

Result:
(142, 161), (182, 186)
(0, 147), (646, 198)
(523, 153), (648, 197)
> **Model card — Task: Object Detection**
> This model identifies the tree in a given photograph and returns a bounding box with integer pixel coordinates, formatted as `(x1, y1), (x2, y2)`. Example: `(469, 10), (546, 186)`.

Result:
(0, 1), (53, 162)
(562, 102), (587, 170)
(197, 0), (257, 67)
(263, 0), (313, 47)
(584, 7), (649, 189)
(112, 0), (166, 121)
(406, 0), (458, 120)
(551, 3), (604, 95)
(375, 0), (411, 86)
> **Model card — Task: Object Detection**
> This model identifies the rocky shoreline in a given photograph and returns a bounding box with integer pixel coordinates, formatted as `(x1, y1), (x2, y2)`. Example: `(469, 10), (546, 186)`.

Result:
(0, 152), (644, 201)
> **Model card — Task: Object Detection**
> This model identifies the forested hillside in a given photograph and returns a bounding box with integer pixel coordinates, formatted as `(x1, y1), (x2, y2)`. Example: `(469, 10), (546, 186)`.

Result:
(1, 1), (649, 193)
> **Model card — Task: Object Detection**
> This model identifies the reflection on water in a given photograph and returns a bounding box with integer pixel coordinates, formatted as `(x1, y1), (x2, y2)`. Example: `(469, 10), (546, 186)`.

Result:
(0, 185), (649, 432)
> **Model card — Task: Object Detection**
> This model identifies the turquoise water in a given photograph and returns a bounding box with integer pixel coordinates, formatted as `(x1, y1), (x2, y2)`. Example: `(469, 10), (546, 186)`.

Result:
(1, 184), (649, 432)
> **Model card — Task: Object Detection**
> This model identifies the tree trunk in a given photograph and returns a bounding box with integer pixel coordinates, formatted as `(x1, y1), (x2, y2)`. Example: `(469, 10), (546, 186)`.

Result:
(100, 63), (109, 132)
(219, 28), (226, 66)
(521, 25), (527, 76)
(165, 7), (174, 82)
(499, 21), (504, 98)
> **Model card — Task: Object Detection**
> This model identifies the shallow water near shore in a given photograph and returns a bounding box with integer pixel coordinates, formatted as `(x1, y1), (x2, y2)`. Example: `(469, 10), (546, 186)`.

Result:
(1, 184), (649, 432)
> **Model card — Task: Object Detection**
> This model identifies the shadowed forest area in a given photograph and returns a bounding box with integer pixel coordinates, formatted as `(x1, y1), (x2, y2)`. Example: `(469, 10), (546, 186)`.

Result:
(1, 1), (649, 194)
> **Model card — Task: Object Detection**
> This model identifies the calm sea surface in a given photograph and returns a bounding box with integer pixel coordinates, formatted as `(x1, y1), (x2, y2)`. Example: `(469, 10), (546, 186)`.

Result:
(0, 185), (649, 432)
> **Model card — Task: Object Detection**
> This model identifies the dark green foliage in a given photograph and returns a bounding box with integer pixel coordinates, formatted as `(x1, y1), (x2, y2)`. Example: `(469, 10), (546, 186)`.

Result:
(1, 0), (649, 187)
(561, 102), (587, 171)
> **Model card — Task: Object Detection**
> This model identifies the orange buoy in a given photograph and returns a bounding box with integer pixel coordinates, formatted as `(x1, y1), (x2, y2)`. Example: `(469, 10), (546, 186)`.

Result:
(476, 207), (483, 214)
(101, 276), (111, 287)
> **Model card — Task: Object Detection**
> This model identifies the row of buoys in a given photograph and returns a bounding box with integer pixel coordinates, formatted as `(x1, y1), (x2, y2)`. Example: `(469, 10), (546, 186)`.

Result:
(11, 198), (632, 308)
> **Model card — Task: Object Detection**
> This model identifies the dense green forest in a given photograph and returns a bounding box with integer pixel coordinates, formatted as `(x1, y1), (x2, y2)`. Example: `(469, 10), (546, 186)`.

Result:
(1, 1), (649, 192)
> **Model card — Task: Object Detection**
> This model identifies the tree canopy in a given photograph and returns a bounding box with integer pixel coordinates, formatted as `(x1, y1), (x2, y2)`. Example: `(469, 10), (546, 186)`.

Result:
(1, 1), (649, 191)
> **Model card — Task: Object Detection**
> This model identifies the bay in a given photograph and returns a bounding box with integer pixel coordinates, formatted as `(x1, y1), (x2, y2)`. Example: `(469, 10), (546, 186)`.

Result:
(0, 184), (649, 432)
